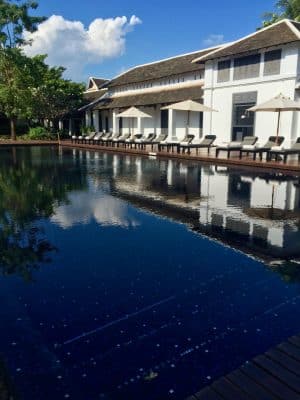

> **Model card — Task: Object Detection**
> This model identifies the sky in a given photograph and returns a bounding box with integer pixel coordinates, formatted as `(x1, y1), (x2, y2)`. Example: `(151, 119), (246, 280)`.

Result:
(24, 0), (277, 83)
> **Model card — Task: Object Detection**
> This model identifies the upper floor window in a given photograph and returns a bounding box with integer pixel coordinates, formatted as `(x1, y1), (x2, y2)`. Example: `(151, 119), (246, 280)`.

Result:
(217, 60), (231, 82)
(233, 54), (260, 80)
(263, 49), (281, 76)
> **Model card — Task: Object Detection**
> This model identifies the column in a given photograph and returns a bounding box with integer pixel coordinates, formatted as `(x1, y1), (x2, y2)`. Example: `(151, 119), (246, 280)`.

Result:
(93, 110), (99, 132)
(85, 111), (92, 127)
(68, 118), (73, 136)
(112, 109), (118, 133)
(168, 109), (175, 140)
(137, 117), (142, 134)
(58, 120), (63, 131)
(155, 104), (160, 135)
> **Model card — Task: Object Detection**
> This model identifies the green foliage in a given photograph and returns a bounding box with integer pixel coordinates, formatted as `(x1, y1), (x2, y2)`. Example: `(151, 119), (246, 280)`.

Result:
(80, 125), (93, 135)
(262, 0), (300, 27)
(26, 126), (56, 140)
(0, 0), (45, 48)
(0, 1), (85, 139)
(31, 63), (85, 121)
(0, 147), (88, 281)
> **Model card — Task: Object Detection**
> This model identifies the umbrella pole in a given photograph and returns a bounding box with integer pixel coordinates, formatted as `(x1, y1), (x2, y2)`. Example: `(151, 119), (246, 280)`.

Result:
(276, 110), (281, 143)
(187, 110), (190, 137)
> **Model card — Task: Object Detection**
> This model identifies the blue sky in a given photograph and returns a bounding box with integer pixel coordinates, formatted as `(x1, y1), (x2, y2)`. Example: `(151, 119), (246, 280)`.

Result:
(30, 0), (276, 82)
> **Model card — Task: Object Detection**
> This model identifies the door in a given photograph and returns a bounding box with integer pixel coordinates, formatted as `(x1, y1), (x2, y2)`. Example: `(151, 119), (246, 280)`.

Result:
(161, 109), (168, 135)
(231, 92), (257, 141)
(119, 117), (123, 133)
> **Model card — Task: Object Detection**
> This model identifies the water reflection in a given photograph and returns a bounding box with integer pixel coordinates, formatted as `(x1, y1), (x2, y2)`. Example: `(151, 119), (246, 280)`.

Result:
(64, 149), (300, 282)
(0, 147), (88, 280)
(81, 152), (299, 265)
(0, 147), (300, 400)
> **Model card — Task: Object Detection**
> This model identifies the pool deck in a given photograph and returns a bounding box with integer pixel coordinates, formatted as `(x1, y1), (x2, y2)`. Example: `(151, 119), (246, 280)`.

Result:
(186, 334), (300, 400)
(61, 140), (300, 174)
(1, 139), (300, 173)
(0, 139), (58, 147)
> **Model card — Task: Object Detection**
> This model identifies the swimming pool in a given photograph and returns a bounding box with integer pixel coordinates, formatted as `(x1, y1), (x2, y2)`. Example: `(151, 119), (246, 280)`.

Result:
(0, 146), (300, 400)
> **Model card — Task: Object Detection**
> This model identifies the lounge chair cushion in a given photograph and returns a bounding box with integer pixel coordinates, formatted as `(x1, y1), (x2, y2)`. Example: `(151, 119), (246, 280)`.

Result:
(222, 142), (241, 148)
(242, 144), (257, 150)
(271, 145), (284, 150)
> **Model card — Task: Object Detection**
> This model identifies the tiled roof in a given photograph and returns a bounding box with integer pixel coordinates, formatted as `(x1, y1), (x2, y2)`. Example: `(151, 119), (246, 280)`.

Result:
(108, 48), (219, 88)
(193, 19), (300, 63)
(94, 86), (203, 109)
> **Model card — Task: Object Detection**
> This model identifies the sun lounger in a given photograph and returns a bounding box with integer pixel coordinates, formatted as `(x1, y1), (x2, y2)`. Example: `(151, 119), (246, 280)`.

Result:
(104, 132), (121, 146)
(91, 132), (105, 145)
(176, 135), (195, 153)
(267, 137), (300, 163)
(114, 133), (131, 147)
(216, 136), (258, 158)
(82, 132), (96, 144)
(99, 132), (113, 145)
(134, 133), (156, 149)
(150, 133), (168, 151)
(180, 134), (216, 155)
(239, 136), (284, 161)
(124, 133), (143, 148)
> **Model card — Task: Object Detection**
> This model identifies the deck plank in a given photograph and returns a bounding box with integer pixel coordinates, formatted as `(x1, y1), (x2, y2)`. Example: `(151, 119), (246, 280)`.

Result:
(227, 369), (278, 400)
(211, 377), (252, 400)
(266, 348), (300, 377)
(241, 362), (299, 400)
(277, 342), (300, 361)
(186, 335), (300, 400)
(253, 354), (300, 393)
(193, 386), (225, 400)
(288, 336), (300, 348)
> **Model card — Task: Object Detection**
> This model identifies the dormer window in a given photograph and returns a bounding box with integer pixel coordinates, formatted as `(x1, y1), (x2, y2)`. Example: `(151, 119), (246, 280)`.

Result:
(263, 49), (281, 76)
(233, 54), (260, 80)
(217, 60), (231, 82)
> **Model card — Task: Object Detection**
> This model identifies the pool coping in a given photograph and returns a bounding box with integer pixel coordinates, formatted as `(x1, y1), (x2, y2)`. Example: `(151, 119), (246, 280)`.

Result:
(61, 141), (300, 175)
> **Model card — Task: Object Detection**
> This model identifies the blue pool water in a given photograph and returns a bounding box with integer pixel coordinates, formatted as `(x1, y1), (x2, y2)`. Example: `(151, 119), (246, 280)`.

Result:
(0, 146), (300, 399)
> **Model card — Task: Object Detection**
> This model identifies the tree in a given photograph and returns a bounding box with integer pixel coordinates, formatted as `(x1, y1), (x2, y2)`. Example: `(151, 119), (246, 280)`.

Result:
(262, 0), (300, 27)
(30, 60), (85, 126)
(0, 47), (37, 139)
(0, 0), (45, 48)
(0, 0), (45, 139)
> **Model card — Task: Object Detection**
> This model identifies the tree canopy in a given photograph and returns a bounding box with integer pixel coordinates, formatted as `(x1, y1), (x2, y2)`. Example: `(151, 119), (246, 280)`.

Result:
(0, 1), (85, 139)
(262, 0), (300, 27)
(0, 0), (45, 48)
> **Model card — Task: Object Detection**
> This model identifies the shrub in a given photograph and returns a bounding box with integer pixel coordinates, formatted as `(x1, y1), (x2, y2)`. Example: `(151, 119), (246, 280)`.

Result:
(27, 126), (57, 140)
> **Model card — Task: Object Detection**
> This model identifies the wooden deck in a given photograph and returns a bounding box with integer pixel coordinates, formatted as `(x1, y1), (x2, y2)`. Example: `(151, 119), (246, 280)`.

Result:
(0, 140), (58, 147)
(186, 334), (300, 400)
(61, 140), (300, 174)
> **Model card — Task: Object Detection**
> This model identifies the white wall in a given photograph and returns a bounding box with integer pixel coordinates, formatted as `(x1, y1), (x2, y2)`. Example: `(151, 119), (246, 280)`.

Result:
(203, 43), (300, 146)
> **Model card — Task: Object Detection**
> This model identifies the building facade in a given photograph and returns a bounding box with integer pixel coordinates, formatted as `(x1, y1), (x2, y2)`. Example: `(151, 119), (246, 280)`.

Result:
(194, 19), (300, 146)
(84, 19), (300, 146)
(84, 48), (218, 141)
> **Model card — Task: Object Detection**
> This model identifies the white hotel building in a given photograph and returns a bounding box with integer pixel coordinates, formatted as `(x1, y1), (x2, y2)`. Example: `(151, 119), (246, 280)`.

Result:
(84, 19), (300, 147)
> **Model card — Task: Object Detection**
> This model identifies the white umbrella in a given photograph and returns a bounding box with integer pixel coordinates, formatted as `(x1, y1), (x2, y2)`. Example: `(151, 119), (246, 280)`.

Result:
(117, 106), (152, 136)
(247, 93), (300, 140)
(161, 100), (218, 135)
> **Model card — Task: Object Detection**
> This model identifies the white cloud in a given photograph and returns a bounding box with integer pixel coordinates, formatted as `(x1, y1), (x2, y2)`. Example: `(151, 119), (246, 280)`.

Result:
(23, 14), (142, 81)
(52, 191), (140, 229)
(202, 34), (224, 47)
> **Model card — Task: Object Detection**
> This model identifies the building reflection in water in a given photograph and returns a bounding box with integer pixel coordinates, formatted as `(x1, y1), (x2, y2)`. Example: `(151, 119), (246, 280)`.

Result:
(68, 149), (300, 265)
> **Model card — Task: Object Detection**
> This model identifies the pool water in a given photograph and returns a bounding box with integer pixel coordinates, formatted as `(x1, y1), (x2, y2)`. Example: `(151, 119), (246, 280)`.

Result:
(0, 146), (300, 400)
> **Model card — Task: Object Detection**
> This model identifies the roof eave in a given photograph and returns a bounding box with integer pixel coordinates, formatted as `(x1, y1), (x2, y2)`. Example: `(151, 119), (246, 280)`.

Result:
(192, 19), (300, 63)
